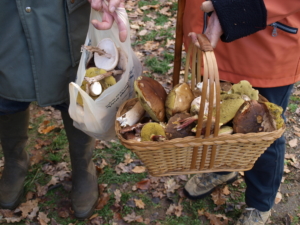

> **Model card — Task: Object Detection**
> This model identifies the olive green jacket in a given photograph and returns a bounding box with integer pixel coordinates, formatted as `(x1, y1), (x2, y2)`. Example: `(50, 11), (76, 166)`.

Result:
(0, 0), (90, 106)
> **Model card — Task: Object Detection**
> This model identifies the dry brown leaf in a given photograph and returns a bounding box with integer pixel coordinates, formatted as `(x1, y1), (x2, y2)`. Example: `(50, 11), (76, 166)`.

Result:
(284, 165), (291, 173)
(164, 178), (180, 193)
(211, 188), (227, 206)
(136, 179), (150, 190)
(275, 192), (282, 204)
(134, 199), (145, 209)
(139, 30), (148, 36)
(159, 7), (171, 16)
(291, 161), (300, 169)
(115, 162), (131, 174)
(232, 178), (243, 187)
(114, 189), (121, 204)
(96, 193), (110, 210)
(19, 199), (39, 218)
(0, 209), (15, 218)
(124, 153), (133, 165)
(294, 132), (300, 137)
(288, 138), (298, 147)
(27, 206), (39, 220)
(222, 185), (231, 195)
(38, 121), (57, 134)
(132, 166), (146, 173)
(205, 212), (229, 225)
(57, 208), (69, 218)
(165, 204), (182, 217)
(38, 212), (50, 225)
(123, 212), (142, 223)
(4, 217), (23, 223)
(152, 191), (165, 199)
(198, 209), (205, 216)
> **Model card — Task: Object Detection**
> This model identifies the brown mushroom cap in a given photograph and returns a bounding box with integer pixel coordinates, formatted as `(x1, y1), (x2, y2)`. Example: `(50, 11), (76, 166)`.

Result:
(233, 100), (271, 133)
(165, 83), (194, 119)
(134, 76), (167, 122)
(165, 112), (195, 139)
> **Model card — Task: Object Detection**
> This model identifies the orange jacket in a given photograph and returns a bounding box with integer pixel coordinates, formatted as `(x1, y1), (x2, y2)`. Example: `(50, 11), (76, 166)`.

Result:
(183, 0), (300, 88)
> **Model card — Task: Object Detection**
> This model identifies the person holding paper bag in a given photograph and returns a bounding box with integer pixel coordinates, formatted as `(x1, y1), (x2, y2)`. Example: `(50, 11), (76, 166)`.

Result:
(0, 0), (125, 220)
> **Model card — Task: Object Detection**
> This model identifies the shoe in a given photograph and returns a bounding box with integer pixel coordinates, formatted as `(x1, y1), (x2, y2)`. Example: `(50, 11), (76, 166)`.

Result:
(0, 109), (30, 209)
(61, 111), (98, 220)
(184, 172), (238, 200)
(236, 208), (271, 225)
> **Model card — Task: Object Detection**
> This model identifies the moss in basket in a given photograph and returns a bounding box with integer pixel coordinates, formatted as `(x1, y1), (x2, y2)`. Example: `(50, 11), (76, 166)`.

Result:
(165, 82), (194, 119)
(140, 122), (166, 141)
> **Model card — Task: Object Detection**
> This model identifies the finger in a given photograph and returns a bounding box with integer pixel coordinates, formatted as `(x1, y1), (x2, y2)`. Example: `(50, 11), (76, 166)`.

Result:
(201, 1), (214, 13)
(108, 0), (125, 13)
(90, 0), (103, 11)
(188, 32), (200, 48)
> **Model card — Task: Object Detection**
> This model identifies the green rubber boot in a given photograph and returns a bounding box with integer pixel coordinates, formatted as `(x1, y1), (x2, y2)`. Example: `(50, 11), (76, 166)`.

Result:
(0, 108), (30, 209)
(61, 111), (98, 220)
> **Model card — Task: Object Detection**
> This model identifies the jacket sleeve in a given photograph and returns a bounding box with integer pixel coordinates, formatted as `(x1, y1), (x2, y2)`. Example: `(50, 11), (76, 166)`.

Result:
(211, 0), (267, 43)
(264, 0), (300, 24)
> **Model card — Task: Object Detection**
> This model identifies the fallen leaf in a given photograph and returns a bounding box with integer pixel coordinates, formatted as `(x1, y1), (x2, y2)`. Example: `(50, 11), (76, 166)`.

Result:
(205, 212), (229, 225)
(114, 189), (121, 204)
(27, 206), (39, 220)
(152, 191), (165, 199)
(136, 179), (150, 190)
(166, 204), (182, 217)
(275, 192), (282, 204)
(164, 178), (180, 193)
(288, 138), (297, 148)
(123, 212), (143, 223)
(96, 193), (110, 210)
(139, 30), (148, 36)
(131, 166), (146, 173)
(222, 186), (231, 195)
(19, 199), (39, 218)
(134, 199), (145, 209)
(38, 212), (50, 225)
(124, 153), (133, 165)
(211, 188), (227, 206)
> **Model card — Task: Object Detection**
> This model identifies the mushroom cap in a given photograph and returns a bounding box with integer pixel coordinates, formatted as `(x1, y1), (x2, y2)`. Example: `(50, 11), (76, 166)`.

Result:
(100, 76), (116, 90)
(134, 76), (167, 122)
(165, 112), (195, 139)
(233, 100), (270, 133)
(94, 38), (119, 71)
(141, 122), (166, 141)
(165, 83), (194, 119)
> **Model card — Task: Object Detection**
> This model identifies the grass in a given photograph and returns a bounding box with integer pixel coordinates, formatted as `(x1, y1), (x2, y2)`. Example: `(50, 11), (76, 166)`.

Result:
(288, 103), (298, 113)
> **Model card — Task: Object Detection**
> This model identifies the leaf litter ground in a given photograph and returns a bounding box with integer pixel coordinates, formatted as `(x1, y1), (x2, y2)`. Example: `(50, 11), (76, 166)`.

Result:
(1, 0), (300, 224)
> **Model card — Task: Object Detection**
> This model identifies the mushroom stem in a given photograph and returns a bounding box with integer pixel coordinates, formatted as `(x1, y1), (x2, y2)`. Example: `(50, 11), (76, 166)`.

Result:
(89, 81), (102, 96)
(84, 70), (123, 84)
(85, 83), (90, 95)
(150, 135), (166, 142)
(82, 45), (112, 58)
(117, 101), (146, 127)
(175, 115), (199, 130)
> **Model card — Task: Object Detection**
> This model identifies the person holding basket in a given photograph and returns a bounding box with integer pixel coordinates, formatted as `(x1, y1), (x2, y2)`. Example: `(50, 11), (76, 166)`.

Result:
(0, 0), (125, 220)
(182, 0), (300, 224)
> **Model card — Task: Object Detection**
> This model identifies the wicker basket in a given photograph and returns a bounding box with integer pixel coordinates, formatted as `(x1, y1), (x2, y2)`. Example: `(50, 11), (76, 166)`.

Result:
(115, 34), (285, 177)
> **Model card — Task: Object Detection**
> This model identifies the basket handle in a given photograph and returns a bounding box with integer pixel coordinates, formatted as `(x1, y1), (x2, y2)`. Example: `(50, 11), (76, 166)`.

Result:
(185, 34), (221, 170)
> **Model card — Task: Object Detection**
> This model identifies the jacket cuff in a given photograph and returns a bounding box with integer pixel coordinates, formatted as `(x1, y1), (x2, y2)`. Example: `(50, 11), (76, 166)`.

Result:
(211, 0), (267, 42)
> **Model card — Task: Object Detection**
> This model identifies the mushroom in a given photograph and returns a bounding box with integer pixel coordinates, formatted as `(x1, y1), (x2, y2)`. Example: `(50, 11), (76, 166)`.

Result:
(228, 80), (259, 101)
(165, 83), (194, 119)
(89, 82), (102, 97)
(94, 38), (119, 71)
(263, 102), (284, 130)
(117, 101), (145, 127)
(233, 100), (273, 133)
(140, 122), (166, 142)
(134, 76), (167, 122)
(165, 113), (195, 139)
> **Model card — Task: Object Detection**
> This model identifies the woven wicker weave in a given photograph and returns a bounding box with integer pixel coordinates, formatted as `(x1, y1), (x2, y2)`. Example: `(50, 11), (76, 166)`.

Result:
(115, 34), (285, 177)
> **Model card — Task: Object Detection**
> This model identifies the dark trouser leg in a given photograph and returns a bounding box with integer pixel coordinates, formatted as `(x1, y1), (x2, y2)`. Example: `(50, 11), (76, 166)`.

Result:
(244, 84), (293, 211)
(0, 97), (31, 209)
(60, 110), (98, 219)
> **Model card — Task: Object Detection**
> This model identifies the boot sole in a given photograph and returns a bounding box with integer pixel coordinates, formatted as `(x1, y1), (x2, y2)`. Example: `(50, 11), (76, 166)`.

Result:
(0, 189), (23, 210)
(183, 174), (238, 200)
(73, 197), (99, 220)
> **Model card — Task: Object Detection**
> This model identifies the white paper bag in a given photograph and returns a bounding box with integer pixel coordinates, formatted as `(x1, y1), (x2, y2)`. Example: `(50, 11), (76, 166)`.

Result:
(69, 8), (142, 141)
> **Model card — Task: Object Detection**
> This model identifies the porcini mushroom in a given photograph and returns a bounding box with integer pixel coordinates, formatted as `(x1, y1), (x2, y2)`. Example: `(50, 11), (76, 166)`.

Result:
(165, 83), (194, 119)
(140, 122), (166, 142)
(117, 101), (146, 127)
(89, 82), (102, 97)
(94, 38), (119, 71)
(134, 76), (167, 122)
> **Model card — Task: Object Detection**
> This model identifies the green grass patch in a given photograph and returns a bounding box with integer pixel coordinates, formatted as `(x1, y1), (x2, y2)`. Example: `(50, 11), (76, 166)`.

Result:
(144, 56), (171, 74)
(138, 0), (159, 7)
(288, 103), (298, 113)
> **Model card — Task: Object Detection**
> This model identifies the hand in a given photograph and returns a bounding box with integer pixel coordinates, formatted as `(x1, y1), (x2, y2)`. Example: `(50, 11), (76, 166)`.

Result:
(88, 0), (127, 42)
(201, 1), (223, 48)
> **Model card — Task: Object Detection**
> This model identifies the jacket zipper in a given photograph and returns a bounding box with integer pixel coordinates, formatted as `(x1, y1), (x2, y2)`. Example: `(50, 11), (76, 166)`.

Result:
(269, 22), (298, 37)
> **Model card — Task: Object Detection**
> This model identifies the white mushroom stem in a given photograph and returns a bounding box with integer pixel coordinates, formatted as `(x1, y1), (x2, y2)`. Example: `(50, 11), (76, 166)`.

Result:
(84, 70), (123, 84)
(82, 45), (112, 58)
(89, 82), (102, 96)
(117, 101), (145, 127)
(85, 83), (90, 95)
(196, 81), (216, 106)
